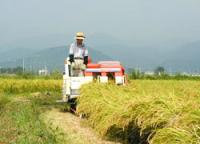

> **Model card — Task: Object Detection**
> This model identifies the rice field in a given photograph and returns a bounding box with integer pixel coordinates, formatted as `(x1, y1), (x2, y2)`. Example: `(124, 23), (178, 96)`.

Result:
(0, 78), (65, 144)
(0, 78), (62, 93)
(77, 80), (200, 144)
(1, 78), (200, 143)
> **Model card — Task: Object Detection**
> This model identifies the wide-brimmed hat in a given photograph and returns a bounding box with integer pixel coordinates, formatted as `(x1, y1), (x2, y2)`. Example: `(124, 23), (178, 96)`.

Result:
(75, 32), (85, 40)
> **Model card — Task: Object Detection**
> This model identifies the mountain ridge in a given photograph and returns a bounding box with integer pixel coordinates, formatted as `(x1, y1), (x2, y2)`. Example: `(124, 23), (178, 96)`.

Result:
(0, 46), (111, 71)
(0, 34), (200, 72)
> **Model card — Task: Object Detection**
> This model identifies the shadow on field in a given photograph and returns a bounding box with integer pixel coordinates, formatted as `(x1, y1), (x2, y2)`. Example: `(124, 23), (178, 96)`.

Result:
(106, 122), (153, 144)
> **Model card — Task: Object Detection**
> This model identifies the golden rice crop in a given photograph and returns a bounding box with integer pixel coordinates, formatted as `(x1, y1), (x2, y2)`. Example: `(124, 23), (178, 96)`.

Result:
(77, 80), (200, 144)
(0, 79), (62, 93)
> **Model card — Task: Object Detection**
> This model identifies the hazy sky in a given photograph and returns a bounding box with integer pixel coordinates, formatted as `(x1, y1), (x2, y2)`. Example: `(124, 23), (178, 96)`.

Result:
(0, 0), (200, 49)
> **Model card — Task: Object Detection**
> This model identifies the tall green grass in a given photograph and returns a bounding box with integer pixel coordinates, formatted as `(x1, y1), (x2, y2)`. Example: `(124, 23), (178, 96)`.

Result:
(0, 94), (10, 110)
(77, 80), (200, 144)
(0, 93), (66, 144)
(0, 78), (64, 143)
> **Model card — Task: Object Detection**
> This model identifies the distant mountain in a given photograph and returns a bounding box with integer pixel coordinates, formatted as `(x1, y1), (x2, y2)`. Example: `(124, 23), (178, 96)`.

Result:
(0, 48), (37, 63)
(0, 46), (111, 71)
(162, 41), (200, 72)
(88, 33), (163, 70)
(1, 33), (200, 73)
(88, 34), (200, 72)
(0, 33), (168, 71)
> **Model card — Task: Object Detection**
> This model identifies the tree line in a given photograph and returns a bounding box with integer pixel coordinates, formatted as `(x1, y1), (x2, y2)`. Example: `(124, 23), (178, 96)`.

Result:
(128, 66), (200, 80)
(1, 66), (200, 80)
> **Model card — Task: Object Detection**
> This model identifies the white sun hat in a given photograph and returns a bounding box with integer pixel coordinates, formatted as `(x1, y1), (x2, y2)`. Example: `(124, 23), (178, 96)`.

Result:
(75, 32), (86, 40)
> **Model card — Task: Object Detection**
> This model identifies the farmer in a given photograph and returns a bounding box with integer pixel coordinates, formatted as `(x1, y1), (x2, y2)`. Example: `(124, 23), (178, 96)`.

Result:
(69, 32), (89, 76)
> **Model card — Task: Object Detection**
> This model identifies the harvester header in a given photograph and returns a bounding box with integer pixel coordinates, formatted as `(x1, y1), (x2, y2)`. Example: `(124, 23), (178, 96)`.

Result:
(61, 57), (126, 103)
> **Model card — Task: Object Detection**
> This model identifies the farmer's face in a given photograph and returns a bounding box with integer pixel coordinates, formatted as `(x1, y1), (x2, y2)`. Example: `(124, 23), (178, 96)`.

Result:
(77, 39), (83, 45)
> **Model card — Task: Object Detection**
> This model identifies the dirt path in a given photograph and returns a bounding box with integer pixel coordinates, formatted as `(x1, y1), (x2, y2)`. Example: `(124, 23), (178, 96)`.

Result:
(43, 108), (120, 144)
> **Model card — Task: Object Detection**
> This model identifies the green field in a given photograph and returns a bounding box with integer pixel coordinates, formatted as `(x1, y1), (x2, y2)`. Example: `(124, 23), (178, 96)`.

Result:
(0, 78), (200, 144)
(0, 78), (66, 144)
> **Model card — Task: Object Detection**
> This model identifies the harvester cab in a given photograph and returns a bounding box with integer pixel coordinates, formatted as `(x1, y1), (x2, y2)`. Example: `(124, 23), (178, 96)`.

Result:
(59, 57), (126, 103)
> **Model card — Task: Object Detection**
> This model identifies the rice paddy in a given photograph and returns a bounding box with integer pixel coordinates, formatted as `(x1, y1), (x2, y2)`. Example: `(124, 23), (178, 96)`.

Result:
(1, 78), (200, 143)
(0, 79), (62, 94)
(77, 80), (200, 144)
(0, 78), (65, 144)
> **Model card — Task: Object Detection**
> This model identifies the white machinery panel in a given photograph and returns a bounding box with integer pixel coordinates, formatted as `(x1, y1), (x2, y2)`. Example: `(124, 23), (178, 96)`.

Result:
(115, 76), (124, 85)
(70, 77), (86, 89)
(99, 76), (108, 83)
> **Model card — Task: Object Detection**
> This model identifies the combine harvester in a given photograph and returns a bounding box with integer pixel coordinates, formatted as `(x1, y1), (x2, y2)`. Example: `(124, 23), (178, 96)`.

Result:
(58, 57), (126, 104)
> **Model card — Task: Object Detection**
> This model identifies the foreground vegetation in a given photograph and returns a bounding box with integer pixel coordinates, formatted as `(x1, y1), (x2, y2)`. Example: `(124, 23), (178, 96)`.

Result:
(77, 80), (200, 144)
(0, 92), (67, 144)
(1, 76), (200, 143)
(0, 94), (59, 143)
(0, 78), (66, 144)
(0, 79), (62, 94)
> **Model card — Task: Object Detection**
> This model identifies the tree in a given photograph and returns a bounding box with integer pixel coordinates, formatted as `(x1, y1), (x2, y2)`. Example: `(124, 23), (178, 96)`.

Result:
(154, 66), (165, 76)
(129, 68), (141, 79)
(50, 70), (62, 79)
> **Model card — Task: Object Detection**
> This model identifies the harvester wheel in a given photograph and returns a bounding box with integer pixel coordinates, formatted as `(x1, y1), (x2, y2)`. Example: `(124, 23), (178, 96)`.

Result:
(68, 99), (77, 113)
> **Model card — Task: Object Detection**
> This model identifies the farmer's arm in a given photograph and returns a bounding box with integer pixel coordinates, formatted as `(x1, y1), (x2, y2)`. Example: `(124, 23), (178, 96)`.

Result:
(69, 44), (74, 63)
(83, 48), (88, 65)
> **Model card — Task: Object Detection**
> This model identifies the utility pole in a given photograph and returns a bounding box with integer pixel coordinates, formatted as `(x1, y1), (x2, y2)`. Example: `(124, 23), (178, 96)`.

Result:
(29, 65), (32, 73)
(23, 57), (25, 73)
(44, 61), (48, 75)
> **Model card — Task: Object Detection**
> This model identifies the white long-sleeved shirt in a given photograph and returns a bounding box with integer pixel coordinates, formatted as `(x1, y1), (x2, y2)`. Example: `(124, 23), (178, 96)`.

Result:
(69, 42), (88, 58)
